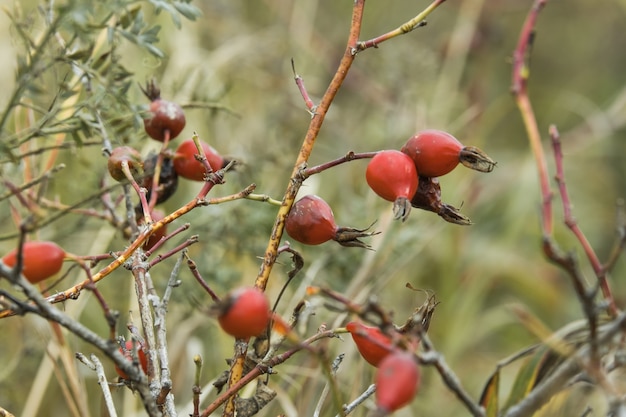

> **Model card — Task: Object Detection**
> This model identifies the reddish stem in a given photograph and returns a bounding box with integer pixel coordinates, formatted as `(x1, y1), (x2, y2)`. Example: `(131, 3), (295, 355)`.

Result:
(302, 151), (378, 177)
(291, 59), (316, 112)
(511, 0), (553, 237)
(549, 125), (617, 316)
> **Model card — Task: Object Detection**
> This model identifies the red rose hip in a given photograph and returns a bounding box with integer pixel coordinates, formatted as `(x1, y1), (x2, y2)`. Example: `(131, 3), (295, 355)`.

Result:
(173, 139), (225, 181)
(2, 241), (65, 283)
(285, 195), (378, 248)
(217, 287), (271, 339)
(366, 150), (419, 222)
(141, 80), (186, 142)
(375, 352), (420, 415)
(346, 321), (394, 367)
(115, 340), (148, 380)
(401, 129), (495, 177)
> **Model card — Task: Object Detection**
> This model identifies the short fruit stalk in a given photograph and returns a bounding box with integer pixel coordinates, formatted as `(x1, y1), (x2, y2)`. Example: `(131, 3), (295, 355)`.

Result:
(285, 195), (378, 248)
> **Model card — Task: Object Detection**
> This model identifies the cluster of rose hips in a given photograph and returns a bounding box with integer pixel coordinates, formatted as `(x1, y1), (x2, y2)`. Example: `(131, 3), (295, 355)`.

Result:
(346, 321), (421, 415)
(106, 80), (229, 250)
(285, 129), (495, 248)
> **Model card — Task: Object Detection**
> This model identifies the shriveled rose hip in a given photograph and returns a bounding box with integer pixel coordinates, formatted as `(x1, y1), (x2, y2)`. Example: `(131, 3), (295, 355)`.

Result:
(285, 195), (377, 249)
(411, 176), (472, 225)
(366, 150), (419, 222)
(141, 153), (179, 205)
(401, 129), (495, 177)
(107, 146), (143, 182)
(2, 241), (65, 283)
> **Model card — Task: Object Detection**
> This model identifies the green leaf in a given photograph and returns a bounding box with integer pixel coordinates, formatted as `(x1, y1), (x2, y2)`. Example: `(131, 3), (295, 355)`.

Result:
(503, 344), (556, 411)
(173, 2), (202, 21)
(479, 369), (499, 417)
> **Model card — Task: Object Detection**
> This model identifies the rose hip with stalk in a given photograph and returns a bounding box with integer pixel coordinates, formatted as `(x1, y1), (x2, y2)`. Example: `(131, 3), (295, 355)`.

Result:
(285, 195), (378, 248)
(346, 321), (394, 367)
(114, 340), (148, 380)
(216, 287), (271, 339)
(172, 138), (228, 181)
(366, 150), (418, 222)
(140, 80), (186, 142)
(2, 241), (65, 284)
(373, 352), (421, 416)
(401, 129), (496, 177)
(107, 146), (144, 182)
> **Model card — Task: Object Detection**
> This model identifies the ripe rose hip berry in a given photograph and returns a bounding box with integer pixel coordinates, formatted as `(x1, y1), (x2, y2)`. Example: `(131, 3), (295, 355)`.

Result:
(346, 321), (394, 367)
(285, 195), (377, 248)
(375, 352), (420, 415)
(115, 340), (148, 380)
(411, 176), (472, 225)
(366, 150), (419, 222)
(401, 129), (496, 177)
(173, 138), (226, 181)
(107, 146), (144, 182)
(2, 241), (65, 283)
(217, 287), (271, 339)
(141, 80), (186, 142)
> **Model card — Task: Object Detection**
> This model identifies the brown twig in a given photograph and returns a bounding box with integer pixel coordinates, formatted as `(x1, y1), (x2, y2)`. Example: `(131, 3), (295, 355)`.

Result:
(302, 151), (379, 178)
(185, 254), (220, 303)
(420, 333), (485, 417)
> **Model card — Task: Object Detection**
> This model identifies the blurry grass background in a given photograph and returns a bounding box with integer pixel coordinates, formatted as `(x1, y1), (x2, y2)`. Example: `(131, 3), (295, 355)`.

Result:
(0, 0), (625, 416)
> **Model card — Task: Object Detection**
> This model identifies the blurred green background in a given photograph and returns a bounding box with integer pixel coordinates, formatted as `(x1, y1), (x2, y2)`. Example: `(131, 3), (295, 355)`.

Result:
(0, 0), (625, 416)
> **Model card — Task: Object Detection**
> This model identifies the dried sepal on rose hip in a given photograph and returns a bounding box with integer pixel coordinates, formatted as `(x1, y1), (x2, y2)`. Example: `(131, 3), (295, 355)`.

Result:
(172, 138), (228, 181)
(410, 176), (472, 226)
(366, 150), (419, 222)
(214, 287), (271, 339)
(2, 241), (66, 283)
(373, 352), (421, 416)
(107, 146), (144, 182)
(285, 195), (378, 249)
(346, 321), (394, 367)
(401, 129), (496, 177)
(140, 79), (186, 142)
(114, 339), (148, 380)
